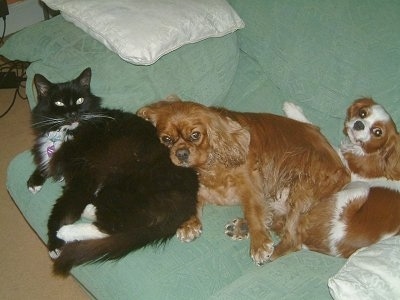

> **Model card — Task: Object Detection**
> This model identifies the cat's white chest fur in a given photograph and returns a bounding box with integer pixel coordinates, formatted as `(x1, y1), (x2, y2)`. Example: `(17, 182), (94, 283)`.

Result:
(38, 123), (78, 170)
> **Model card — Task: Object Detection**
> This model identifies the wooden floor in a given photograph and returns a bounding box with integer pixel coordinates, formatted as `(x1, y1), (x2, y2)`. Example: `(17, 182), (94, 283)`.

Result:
(0, 87), (89, 299)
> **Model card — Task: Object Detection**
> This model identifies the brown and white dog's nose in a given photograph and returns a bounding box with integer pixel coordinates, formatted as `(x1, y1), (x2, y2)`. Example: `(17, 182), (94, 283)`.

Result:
(176, 148), (190, 162)
(353, 120), (365, 131)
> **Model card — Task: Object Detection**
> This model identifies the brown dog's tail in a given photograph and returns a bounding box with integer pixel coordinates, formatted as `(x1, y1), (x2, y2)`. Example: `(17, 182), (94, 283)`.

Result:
(53, 228), (172, 276)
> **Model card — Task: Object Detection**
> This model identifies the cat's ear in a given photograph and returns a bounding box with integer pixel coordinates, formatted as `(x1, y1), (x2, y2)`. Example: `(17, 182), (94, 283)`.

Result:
(78, 68), (92, 88)
(34, 74), (52, 97)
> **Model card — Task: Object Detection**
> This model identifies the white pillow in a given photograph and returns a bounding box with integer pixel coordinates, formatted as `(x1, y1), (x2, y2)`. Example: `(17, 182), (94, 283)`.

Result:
(42, 0), (244, 65)
(328, 236), (400, 300)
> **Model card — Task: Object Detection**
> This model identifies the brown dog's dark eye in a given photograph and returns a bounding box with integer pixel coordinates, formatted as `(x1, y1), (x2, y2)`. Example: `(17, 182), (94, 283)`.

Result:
(359, 109), (367, 118)
(190, 131), (201, 141)
(161, 135), (173, 145)
(372, 127), (382, 137)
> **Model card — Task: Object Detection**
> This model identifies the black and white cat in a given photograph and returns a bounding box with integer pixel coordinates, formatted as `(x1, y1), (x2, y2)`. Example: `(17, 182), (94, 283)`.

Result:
(27, 68), (199, 276)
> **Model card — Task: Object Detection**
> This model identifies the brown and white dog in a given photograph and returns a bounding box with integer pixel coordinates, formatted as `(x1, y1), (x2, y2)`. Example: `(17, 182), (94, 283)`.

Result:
(341, 97), (400, 180)
(283, 98), (400, 257)
(137, 95), (349, 264)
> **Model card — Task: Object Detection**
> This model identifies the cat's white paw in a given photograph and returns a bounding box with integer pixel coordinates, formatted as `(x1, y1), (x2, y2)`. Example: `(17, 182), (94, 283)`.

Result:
(57, 225), (77, 242)
(81, 204), (97, 221)
(49, 248), (61, 260)
(28, 185), (42, 194)
(57, 223), (108, 242)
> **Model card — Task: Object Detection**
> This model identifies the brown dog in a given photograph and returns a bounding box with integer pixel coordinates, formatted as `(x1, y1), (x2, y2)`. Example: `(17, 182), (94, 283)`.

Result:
(137, 96), (350, 264)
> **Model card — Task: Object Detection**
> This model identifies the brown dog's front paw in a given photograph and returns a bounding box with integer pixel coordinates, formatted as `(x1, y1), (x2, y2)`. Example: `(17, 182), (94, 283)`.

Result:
(224, 218), (249, 240)
(176, 216), (202, 242)
(270, 241), (300, 261)
(250, 239), (274, 266)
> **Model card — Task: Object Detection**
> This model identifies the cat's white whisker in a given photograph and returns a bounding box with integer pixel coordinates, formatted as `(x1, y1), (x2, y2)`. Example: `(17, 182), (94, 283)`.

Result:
(81, 114), (115, 121)
(32, 117), (65, 128)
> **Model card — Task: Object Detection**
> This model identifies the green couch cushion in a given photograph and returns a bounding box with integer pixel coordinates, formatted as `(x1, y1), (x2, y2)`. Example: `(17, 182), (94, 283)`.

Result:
(0, 15), (239, 111)
(8, 151), (344, 299)
(4, 1), (400, 298)
(226, 0), (400, 145)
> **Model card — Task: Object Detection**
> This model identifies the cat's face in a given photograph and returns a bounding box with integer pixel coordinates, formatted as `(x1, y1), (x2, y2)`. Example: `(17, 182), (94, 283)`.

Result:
(32, 68), (101, 133)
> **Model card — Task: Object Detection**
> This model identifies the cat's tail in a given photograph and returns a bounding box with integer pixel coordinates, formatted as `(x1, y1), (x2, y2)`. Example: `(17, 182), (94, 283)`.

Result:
(53, 228), (173, 276)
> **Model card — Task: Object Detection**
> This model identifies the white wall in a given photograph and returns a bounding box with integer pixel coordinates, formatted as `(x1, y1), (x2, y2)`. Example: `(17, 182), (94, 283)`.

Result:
(4, 0), (44, 36)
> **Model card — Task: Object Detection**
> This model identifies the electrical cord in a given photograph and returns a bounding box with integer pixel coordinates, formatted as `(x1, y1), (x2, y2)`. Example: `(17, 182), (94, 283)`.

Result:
(0, 60), (29, 118)
(0, 16), (6, 46)
(0, 14), (30, 118)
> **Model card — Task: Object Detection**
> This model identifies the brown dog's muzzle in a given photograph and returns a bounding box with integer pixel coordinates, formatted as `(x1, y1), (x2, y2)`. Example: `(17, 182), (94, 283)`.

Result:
(176, 148), (190, 163)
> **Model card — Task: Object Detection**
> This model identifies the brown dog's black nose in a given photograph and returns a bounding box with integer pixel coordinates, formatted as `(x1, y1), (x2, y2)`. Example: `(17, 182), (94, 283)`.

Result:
(353, 120), (365, 131)
(176, 149), (190, 162)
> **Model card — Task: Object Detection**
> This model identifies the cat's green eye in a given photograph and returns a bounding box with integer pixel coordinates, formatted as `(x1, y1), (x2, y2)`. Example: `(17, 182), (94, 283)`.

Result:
(54, 101), (65, 107)
(76, 97), (84, 105)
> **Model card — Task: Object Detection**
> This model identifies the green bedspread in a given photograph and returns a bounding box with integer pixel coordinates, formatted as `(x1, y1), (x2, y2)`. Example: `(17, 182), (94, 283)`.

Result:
(2, 0), (400, 298)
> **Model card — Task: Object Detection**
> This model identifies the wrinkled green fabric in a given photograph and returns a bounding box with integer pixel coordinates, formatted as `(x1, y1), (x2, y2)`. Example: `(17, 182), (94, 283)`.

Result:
(4, 0), (400, 298)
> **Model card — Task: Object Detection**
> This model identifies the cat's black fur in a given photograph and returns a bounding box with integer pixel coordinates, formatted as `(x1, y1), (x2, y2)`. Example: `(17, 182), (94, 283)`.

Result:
(27, 68), (199, 276)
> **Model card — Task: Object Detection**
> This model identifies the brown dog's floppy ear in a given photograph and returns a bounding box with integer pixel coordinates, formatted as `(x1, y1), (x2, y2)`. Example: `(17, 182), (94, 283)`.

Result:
(207, 115), (250, 167)
(137, 96), (182, 126)
(136, 106), (159, 126)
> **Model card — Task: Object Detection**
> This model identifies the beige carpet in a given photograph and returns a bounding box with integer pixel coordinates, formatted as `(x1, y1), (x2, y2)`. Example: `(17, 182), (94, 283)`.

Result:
(0, 87), (89, 299)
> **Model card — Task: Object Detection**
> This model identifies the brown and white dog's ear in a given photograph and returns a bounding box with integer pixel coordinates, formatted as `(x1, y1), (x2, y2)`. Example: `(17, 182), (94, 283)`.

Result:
(207, 115), (250, 168)
(381, 132), (400, 179)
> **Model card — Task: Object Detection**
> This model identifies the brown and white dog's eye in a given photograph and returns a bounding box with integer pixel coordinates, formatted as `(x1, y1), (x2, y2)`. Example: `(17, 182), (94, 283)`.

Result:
(358, 109), (367, 118)
(161, 135), (173, 145)
(190, 131), (201, 141)
(372, 127), (383, 137)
